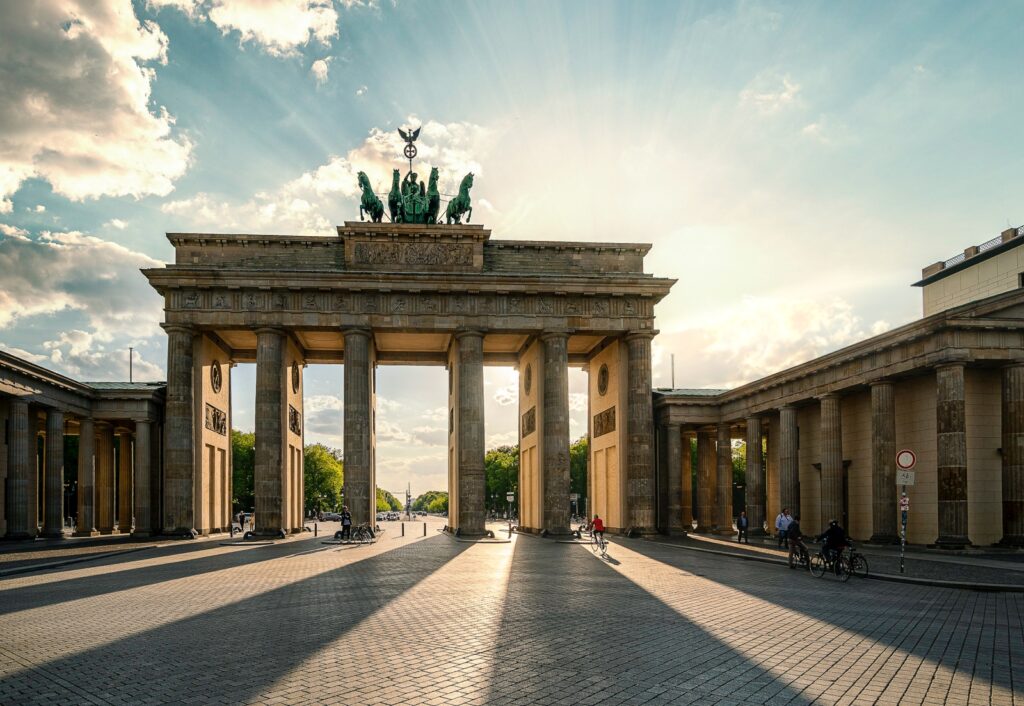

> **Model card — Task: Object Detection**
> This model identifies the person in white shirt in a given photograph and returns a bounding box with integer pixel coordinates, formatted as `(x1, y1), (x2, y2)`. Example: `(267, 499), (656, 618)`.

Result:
(775, 508), (792, 548)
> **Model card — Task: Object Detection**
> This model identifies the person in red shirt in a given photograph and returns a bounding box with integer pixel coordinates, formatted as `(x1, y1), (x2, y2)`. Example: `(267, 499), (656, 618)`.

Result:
(589, 514), (605, 542)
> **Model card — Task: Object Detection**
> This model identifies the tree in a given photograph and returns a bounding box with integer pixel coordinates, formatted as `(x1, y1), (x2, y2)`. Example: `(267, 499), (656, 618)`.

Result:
(569, 436), (588, 501)
(426, 495), (449, 513)
(412, 490), (448, 512)
(304, 443), (343, 513)
(484, 445), (518, 512)
(231, 430), (255, 511)
(377, 488), (403, 512)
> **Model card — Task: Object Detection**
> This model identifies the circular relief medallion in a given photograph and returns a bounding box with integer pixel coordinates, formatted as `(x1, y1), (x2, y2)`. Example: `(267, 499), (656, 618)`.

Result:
(210, 360), (223, 393)
(598, 364), (609, 396)
(291, 361), (300, 394)
(524, 363), (532, 395)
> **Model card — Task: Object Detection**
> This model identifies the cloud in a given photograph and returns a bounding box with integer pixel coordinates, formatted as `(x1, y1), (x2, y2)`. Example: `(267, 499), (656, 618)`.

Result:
(656, 296), (891, 389)
(355, 85), (367, 96)
(310, 57), (331, 84)
(33, 205), (45, 213)
(152, 0), (338, 57)
(161, 118), (493, 234)
(493, 384), (517, 406)
(740, 72), (801, 114)
(802, 115), (848, 145)
(0, 2), (192, 204)
(105, 218), (128, 230)
(0, 226), (164, 337)
(42, 329), (164, 381)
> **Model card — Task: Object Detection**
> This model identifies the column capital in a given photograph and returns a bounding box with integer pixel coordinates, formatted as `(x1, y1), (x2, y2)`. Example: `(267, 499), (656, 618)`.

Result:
(161, 323), (195, 335)
(254, 326), (286, 337)
(869, 378), (894, 388)
(934, 360), (968, 372)
(664, 422), (681, 431)
(623, 330), (655, 343)
(1003, 360), (1024, 370)
(342, 327), (372, 340)
(539, 330), (569, 342)
(454, 329), (485, 341)
(817, 392), (841, 401)
(131, 417), (154, 425)
(745, 414), (763, 423)
(778, 403), (796, 411)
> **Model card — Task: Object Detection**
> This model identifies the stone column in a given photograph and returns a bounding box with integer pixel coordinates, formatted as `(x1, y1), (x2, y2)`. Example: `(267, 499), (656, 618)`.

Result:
(41, 409), (65, 538)
(820, 394), (843, 526)
(4, 399), (32, 539)
(681, 432), (693, 530)
(96, 423), (116, 533)
(75, 418), (98, 536)
(540, 332), (570, 535)
(456, 331), (486, 535)
(936, 363), (969, 547)
(163, 324), (195, 535)
(254, 328), (285, 536)
(132, 420), (152, 536)
(625, 332), (656, 532)
(117, 431), (133, 532)
(695, 429), (716, 532)
(664, 424), (684, 533)
(715, 423), (733, 533)
(745, 416), (765, 536)
(778, 405), (799, 517)
(344, 329), (374, 526)
(1002, 364), (1024, 545)
(869, 381), (897, 543)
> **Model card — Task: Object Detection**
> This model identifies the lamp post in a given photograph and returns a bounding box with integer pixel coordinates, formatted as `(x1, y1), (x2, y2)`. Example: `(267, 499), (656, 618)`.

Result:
(506, 491), (515, 537)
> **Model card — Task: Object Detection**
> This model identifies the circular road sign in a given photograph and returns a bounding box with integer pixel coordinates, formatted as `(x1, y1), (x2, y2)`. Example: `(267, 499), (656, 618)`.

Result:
(506, 492), (515, 503)
(896, 449), (917, 470)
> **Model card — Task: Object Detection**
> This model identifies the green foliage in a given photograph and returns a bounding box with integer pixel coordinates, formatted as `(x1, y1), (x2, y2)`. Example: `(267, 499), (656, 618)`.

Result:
(231, 430), (255, 511)
(304, 443), (344, 512)
(377, 488), (403, 512)
(569, 436), (588, 500)
(412, 490), (448, 512)
(732, 440), (747, 486)
(484, 445), (518, 511)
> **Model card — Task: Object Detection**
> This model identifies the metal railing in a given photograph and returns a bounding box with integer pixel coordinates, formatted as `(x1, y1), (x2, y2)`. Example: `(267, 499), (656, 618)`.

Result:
(978, 234), (1004, 254)
(939, 225), (1023, 269)
(943, 252), (966, 268)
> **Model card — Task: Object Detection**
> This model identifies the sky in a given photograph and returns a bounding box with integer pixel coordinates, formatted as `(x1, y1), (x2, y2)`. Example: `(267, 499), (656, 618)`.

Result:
(1, 1), (1023, 497)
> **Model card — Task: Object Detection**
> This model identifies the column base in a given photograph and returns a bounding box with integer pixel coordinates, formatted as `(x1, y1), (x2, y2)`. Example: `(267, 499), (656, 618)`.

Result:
(868, 533), (900, 545)
(3, 531), (35, 540)
(131, 529), (155, 538)
(39, 529), (66, 539)
(692, 525), (711, 533)
(74, 529), (101, 537)
(932, 535), (971, 550)
(162, 528), (199, 539)
(99, 529), (120, 536)
(248, 529), (287, 540)
(713, 528), (735, 537)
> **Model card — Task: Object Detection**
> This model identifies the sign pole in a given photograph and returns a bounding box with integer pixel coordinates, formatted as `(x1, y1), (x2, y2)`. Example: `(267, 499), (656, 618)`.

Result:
(895, 448), (915, 576)
(900, 485), (907, 574)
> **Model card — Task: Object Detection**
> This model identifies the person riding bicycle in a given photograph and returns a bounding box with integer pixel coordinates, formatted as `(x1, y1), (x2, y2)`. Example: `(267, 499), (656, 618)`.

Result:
(817, 519), (848, 566)
(589, 514), (605, 543)
(787, 514), (809, 567)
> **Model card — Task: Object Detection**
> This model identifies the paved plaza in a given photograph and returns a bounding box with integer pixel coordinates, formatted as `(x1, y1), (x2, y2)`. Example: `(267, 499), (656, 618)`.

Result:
(0, 522), (1021, 706)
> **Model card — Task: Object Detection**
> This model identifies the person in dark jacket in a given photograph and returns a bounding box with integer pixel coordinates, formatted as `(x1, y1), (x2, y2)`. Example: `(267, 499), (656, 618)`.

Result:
(787, 515), (809, 567)
(817, 519), (848, 565)
(736, 511), (749, 543)
(340, 506), (353, 540)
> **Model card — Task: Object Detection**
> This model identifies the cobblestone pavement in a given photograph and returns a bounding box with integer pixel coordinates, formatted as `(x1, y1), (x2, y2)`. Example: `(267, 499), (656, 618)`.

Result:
(0, 525), (1021, 705)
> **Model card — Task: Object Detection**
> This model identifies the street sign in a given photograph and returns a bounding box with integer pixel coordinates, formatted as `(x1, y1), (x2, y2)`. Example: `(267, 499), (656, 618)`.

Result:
(896, 470), (916, 486)
(896, 449), (916, 470)
(505, 492), (515, 503)
(569, 493), (579, 501)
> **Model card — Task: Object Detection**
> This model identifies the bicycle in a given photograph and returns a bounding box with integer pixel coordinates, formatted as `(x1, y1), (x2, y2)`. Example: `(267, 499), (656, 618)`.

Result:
(351, 522), (376, 543)
(788, 540), (810, 570)
(591, 530), (607, 558)
(843, 544), (869, 578)
(809, 546), (851, 581)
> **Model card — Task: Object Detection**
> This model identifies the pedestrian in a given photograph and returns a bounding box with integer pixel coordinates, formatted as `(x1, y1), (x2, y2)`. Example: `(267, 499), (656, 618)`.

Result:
(237, 510), (244, 531)
(775, 508), (791, 548)
(340, 505), (352, 540)
(737, 510), (749, 543)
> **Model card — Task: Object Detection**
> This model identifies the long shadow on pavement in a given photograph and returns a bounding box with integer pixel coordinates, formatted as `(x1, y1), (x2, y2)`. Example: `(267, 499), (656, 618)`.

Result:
(0, 535), (471, 704)
(482, 536), (814, 706)
(620, 538), (1023, 703)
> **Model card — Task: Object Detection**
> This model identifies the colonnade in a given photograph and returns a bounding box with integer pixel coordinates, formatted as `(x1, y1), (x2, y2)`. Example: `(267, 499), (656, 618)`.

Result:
(660, 362), (1024, 547)
(3, 399), (154, 539)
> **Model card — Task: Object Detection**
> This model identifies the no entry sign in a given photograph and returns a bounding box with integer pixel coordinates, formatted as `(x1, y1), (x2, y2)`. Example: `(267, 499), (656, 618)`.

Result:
(896, 449), (916, 470)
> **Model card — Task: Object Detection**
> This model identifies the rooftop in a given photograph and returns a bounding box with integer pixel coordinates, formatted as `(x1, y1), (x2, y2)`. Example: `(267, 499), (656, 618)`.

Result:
(914, 224), (1024, 286)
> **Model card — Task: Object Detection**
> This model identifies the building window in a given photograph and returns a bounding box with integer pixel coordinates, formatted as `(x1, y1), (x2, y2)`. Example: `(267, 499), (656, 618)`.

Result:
(1018, 272), (1024, 288)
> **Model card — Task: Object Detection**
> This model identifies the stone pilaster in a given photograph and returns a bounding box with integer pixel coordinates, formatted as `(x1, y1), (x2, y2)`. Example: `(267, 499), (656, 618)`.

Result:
(132, 420), (153, 536)
(75, 418), (99, 536)
(869, 381), (898, 543)
(778, 405), (799, 517)
(681, 432), (694, 530)
(664, 424), (685, 533)
(344, 329), (374, 527)
(163, 324), (195, 535)
(96, 424), (116, 534)
(745, 416), (765, 536)
(936, 363), (969, 547)
(820, 394), (843, 526)
(117, 431), (133, 532)
(695, 429), (716, 532)
(1001, 364), (1024, 545)
(254, 328), (285, 536)
(540, 332), (570, 535)
(456, 331), (486, 535)
(4, 399), (33, 539)
(625, 332), (656, 532)
(715, 423), (732, 534)
(41, 409), (65, 538)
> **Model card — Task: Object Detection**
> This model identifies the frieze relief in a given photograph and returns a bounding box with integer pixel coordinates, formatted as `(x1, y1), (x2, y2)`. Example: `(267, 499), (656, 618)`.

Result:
(352, 242), (473, 268)
(593, 407), (616, 438)
(205, 403), (227, 436)
(288, 405), (302, 435)
(521, 406), (537, 437)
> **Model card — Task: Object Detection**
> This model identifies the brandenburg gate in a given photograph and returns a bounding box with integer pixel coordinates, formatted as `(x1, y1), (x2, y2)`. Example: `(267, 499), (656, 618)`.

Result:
(142, 223), (675, 538)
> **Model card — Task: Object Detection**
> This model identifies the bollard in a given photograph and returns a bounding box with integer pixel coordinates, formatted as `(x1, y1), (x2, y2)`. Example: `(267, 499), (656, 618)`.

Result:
(423, 522), (426, 537)
(314, 523), (318, 537)
(401, 522), (405, 537)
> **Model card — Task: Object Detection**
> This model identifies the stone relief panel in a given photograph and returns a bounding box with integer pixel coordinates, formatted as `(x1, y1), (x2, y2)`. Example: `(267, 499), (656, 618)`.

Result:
(289, 405), (302, 435)
(593, 407), (616, 438)
(522, 406), (537, 437)
(205, 403), (227, 436)
(352, 242), (473, 268)
(302, 293), (319, 310)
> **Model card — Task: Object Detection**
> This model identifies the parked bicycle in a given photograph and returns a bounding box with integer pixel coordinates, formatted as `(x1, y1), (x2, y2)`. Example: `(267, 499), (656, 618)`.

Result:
(351, 522), (376, 543)
(843, 543), (869, 578)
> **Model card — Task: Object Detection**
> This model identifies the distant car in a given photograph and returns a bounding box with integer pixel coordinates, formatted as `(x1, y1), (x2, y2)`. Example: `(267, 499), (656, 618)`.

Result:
(320, 512), (341, 522)
(376, 513), (385, 521)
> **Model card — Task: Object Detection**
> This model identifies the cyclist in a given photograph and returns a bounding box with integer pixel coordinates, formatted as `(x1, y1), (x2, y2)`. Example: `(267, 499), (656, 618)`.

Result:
(817, 519), (849, 570)
(787, 514), (809, 568)
(590, 514), (605, 544)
